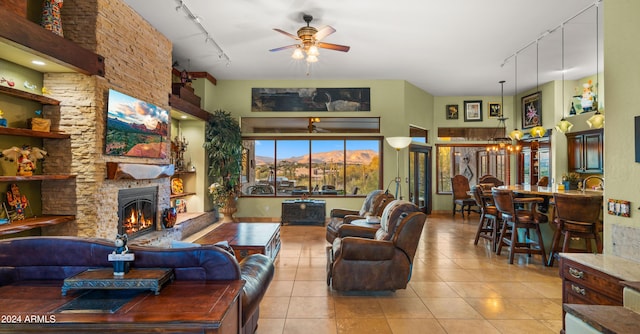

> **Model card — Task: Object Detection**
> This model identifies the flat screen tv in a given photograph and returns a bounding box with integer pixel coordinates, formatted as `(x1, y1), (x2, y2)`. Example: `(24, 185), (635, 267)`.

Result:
(105, 89), (169, 158)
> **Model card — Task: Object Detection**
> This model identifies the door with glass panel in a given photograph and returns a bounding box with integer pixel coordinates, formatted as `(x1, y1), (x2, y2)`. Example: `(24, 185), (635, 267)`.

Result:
(408, 145), (431, 214)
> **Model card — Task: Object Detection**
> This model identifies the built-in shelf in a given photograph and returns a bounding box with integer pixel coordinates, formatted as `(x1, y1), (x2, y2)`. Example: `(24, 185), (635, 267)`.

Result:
(0, 215), (75, 235)
(170, 192), (197, 199)
(174, 170), (196, 175)
(0, 174), (77, 182)
(0, 85), (60, 105)
(0, 127), (70, 139)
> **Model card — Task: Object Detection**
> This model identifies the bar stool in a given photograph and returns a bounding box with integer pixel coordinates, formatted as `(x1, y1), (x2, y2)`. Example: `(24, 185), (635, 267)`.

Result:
(547, 193), (603, 266)
(451, 175), (478, 217)
(471, 185), (500, 251)
(492, 188), (548, 265)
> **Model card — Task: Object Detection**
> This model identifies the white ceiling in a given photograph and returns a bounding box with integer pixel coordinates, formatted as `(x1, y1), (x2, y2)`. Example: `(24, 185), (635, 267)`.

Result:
(123, 0), (603, 97)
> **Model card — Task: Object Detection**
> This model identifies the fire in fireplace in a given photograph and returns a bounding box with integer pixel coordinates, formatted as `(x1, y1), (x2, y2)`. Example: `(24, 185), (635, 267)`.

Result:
(117, 187), (158, 239)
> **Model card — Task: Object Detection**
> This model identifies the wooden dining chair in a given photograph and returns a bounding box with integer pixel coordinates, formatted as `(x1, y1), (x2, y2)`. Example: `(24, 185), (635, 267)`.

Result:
(492, 188), (548, 265)
(471, 185), (501, 251)
(451, 175), (478, 217)
(548, 193), (603, 266)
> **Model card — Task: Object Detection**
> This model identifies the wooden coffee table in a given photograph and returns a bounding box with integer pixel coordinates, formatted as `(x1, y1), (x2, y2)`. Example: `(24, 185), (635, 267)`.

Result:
(195, 223), (281, 262)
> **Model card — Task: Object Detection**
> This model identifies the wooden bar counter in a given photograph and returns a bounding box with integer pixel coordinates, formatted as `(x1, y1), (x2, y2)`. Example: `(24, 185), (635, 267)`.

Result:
(495, 184), (604, 198)
(0, 280), (244, 333)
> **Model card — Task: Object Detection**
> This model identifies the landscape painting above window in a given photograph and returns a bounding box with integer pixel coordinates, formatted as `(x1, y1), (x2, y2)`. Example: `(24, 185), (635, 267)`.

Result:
(105, 89), (169, 158)
(251, 88), (370, 112)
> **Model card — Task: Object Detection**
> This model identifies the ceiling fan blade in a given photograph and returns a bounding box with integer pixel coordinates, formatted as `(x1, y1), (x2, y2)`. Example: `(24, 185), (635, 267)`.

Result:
(317, 42), (350, 52)
(314, 25), (336, 41)
(273, 28), (300, 40)
(269, 44), (299, 52)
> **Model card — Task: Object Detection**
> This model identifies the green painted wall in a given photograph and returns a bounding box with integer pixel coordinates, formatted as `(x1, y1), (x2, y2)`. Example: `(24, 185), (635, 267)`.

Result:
(200, 79), (433, 218)
(602, 0), (640, 259)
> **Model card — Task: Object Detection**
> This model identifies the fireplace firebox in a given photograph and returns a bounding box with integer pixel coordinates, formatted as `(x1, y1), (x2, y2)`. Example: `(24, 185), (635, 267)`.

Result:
(117, 187), (158, 239)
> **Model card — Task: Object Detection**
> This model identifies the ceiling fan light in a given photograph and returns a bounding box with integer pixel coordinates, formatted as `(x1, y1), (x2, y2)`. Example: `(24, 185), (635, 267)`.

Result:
(307, 45), (320, 56)
(306, 55), (318, 63)
(292, 48), (305, 60)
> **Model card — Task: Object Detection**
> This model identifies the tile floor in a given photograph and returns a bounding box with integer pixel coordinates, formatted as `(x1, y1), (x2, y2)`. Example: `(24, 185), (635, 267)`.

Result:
(255, 212), (563, 334)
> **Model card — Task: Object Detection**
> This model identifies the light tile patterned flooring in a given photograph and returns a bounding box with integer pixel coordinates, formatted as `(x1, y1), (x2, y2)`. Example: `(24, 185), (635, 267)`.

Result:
(255, 213), (563, 334)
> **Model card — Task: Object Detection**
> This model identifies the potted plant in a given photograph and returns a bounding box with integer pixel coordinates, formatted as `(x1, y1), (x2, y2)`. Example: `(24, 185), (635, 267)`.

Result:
(203, 109), (243, 223)
(562, 172), (582, 190)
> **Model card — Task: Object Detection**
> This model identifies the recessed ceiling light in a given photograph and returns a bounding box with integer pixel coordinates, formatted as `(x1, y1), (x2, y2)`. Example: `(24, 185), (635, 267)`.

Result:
(31, 60), (46, 66)
(180, 115), (188, 119)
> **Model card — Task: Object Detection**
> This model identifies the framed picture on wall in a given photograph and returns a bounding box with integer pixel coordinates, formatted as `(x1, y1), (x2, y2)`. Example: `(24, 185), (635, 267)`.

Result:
(488, 102), (501, 118)
(522, 92), (542, 129)
(446, 104), (459, 120)
(463, 100), (482, 122)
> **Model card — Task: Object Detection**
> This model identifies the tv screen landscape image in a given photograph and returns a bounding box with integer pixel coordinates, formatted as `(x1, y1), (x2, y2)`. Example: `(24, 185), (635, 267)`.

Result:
(105, 89), (169, 158)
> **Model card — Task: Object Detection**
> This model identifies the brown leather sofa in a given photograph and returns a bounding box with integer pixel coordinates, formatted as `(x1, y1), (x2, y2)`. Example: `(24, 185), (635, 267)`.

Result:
(325, 189), (394, 244)
(327, 200), (427, 291)
(0, 236), (274, 334)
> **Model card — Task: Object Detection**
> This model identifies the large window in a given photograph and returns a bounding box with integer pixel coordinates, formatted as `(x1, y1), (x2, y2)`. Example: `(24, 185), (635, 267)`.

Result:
(436, 144), (510, 194)
(242, 137), (382, 197)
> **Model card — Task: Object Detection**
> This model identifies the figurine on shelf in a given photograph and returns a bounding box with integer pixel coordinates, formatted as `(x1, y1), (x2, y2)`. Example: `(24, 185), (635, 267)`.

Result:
(1, 146), (47, 176)
(0, 109), (6, 127)
(6, 184), (28, 221)
(41, 0), (64, 37)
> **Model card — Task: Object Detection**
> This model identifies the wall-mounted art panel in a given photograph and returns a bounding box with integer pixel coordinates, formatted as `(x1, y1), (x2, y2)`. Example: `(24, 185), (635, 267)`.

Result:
(251, 87), (370, 112)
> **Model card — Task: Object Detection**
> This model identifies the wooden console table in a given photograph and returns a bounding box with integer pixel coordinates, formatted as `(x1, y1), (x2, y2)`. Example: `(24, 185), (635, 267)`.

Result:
(195, 222), (281, 262)
(0, 280), (243, 333)
(281, 199), (326, 226)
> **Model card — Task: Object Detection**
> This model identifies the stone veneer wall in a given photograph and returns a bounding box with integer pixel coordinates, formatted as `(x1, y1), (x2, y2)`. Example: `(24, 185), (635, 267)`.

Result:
(40, 0), (174, 239)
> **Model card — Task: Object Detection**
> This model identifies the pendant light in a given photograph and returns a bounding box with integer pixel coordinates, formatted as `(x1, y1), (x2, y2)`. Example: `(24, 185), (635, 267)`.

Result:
(556, 23), (574, 133)
(509, 54), (524, 141)
(530, 41), (546, 138)
(587, 3), (604, 129)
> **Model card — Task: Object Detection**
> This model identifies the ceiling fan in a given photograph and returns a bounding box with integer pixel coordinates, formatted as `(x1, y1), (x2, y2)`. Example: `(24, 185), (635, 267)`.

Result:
(270, 14), (350, 63)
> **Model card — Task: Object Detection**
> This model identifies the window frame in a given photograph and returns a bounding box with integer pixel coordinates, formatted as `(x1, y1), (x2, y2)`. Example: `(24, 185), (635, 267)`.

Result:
(241, 136), (384, 197)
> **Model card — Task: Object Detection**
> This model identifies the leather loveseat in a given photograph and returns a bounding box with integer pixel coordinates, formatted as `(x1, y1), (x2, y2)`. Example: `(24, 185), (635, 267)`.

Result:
(0, 236), (274, 334)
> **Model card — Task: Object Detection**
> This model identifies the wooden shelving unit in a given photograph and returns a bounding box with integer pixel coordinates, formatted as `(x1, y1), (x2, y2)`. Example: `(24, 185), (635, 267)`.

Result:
(0, 174), (77, 182)
(0, 215), (75, 235)
(0, 127), (70, 139)
(0, 86), (60, 105)
(170, 192), (196, 199)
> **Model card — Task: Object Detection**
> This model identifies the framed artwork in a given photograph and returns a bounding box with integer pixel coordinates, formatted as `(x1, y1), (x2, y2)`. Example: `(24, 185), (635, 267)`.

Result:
(105, 89), (169, 158)
(446, 104), (459, 120)
(251, 87), (371, 111)
(522, 92), (542, 129)
(488, 102), (501, 118)
(463, 100), (482, 122)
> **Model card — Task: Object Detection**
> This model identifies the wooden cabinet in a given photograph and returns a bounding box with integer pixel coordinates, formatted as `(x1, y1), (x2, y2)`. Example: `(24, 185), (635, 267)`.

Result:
(567, 129), (604, 173)
(517, 137), (551, 185)
(281, 199), (326, 225)
(560, 256), (624, 333)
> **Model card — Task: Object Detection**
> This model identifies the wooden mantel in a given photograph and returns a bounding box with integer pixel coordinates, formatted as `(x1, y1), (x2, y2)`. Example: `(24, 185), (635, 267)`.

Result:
(106, 162), (174, 180)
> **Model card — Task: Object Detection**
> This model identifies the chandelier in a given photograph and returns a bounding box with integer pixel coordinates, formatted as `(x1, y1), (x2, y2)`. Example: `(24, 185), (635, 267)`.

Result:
(487, 81), (521, 154)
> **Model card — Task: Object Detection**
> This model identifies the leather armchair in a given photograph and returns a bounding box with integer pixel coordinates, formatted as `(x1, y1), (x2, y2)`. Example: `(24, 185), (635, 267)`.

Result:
(327, 200), (426, 291)
(325, 190), (394, 243)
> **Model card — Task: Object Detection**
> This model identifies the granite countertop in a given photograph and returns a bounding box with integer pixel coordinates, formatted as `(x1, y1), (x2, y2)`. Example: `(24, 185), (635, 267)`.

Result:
(560, 253), (640, 281)
(564, 304), (640, 334)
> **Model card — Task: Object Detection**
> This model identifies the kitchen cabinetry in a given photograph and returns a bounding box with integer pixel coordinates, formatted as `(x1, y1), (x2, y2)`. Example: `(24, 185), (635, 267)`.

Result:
(559, 256), (624, 333)
(517, 137), (551, 185)
(567, 129), (604, 173)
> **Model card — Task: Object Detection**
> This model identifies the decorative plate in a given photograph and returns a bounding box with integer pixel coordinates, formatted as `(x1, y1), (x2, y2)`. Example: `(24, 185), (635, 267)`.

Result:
(171, 178), (184, 194)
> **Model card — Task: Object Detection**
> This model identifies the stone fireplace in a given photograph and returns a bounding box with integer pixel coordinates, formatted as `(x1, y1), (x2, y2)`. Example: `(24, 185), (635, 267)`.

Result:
(117, 187), (158, 239)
